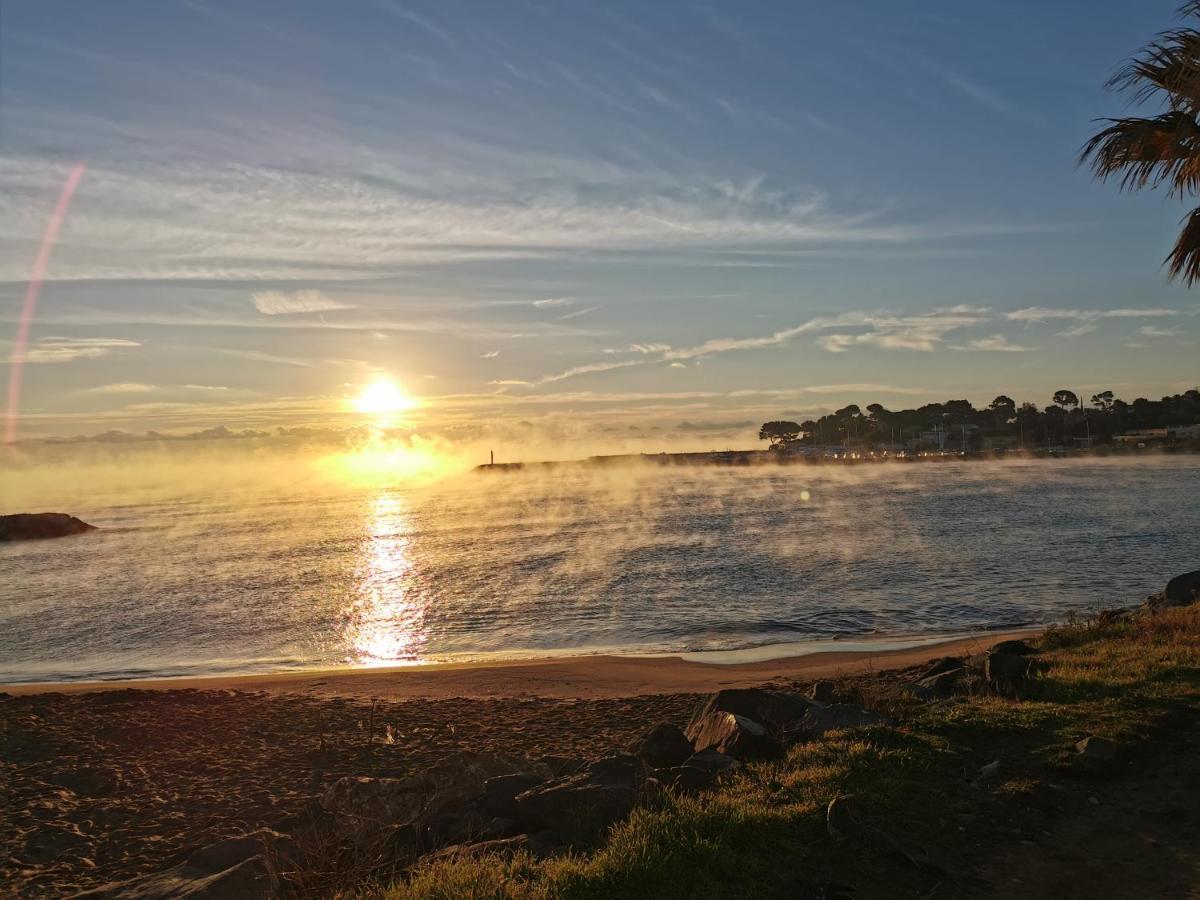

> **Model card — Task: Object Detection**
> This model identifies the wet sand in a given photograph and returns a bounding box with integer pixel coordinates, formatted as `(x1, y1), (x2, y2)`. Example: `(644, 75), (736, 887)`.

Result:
(4, 629), (1037, 701)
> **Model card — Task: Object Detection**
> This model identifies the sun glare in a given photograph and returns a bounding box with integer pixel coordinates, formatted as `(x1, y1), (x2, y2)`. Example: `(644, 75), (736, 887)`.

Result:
(353, 379), (414, 416)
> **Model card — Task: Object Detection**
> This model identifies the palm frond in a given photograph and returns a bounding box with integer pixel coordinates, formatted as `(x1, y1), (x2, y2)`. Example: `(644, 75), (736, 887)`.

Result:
(1079, 111), (1200, 195)
(1106, 29), (1200, 111)
(1165, 206), (1200, 284)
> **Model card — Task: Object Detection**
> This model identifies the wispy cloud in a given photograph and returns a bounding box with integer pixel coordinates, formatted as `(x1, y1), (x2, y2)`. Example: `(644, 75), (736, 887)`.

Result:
(957, 334), (1033, 352)
(606, 342), (672, 354)
(535, 360), (640, 385)
(1007, 307), (1177, 323)
(532, 297), (575, 308)
(0, 156), (1041, 283)
(1057, 323), (1098, 338)
(558, 305), (601, 321)
(1137, 325), (1180, 338)
(251, 289), (354, 315)
(20, 337), (140, 363)
(84, 382), (158, 393)
(481, 350), (500, 358)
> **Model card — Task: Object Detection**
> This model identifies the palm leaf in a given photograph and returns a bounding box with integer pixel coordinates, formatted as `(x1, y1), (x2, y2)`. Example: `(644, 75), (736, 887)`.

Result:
(1079, 111), (1200, 195)
(1165, 206), (1200, 284)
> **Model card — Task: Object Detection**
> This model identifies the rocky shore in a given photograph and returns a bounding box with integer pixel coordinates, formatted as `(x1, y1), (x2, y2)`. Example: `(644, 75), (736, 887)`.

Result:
(2, 569), (1197, 897)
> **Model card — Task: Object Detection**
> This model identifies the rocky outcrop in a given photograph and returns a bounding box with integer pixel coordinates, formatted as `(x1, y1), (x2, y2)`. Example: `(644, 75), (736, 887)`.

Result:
(686, 688), (815, 735)
(687, 710), (779, 760)
(1074, 736), (1123, 774)
(630, 722), (693, 769)
(514, 754), (651, 845)
(788, 703), (894, 740)
(73, 829), (289, 899)
(0, 513), (96, 542)
(1145, 570), (1200, 610)
(320, 751), (545, 844)
(984, 652), (1039, 699)
(988, 638), (1036, 656)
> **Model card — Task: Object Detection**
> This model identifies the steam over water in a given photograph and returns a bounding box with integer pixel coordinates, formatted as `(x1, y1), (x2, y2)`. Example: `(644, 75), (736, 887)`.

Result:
(2, 456), (1198, 683)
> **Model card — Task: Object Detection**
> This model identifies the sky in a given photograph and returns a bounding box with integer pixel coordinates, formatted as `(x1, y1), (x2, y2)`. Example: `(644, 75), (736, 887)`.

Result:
(2, 0), (1199, 451)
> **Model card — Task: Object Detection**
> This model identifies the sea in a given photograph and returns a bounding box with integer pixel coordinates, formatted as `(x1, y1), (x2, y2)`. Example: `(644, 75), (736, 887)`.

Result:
(2, 454), (1198, 683)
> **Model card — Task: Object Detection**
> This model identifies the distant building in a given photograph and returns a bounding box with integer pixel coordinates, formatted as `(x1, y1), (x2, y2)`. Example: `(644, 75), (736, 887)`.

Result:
(981, 433), (1020, 450)
(1168, 424), (1200, 439)
(1114, 428), (1169, 444)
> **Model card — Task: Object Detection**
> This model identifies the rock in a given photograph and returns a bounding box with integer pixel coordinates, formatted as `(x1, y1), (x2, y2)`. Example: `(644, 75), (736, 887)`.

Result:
(536, 755), (587, 777)
(0, 512), (96, 542)
(73, 830), (286, 898)
(478, 817), (521, 840)
(984, 652), (1037, 698)
(514, 755), (649, 845)
(321, 751), (539, 831)
(1074, 736), (1122, 773)
(919, 656), (966, 680)
(685, 748), (741, 775)
(911, 667), (965, 700)
(655, 764), (715, 793)
(686, 688), (815, 736)
(484, 773), (546, 819)
(788, 703), (894, 741)
(826, 794), (855, 838)
(809, 680), (836, 704)
(687, 710), (780, 760)
(431, 830), (562, 862)
(1147, 570), (1200, 609)
(989, 639), (1037, 656)
(631, 722), (693, 769)
(657, 749), (740, 793)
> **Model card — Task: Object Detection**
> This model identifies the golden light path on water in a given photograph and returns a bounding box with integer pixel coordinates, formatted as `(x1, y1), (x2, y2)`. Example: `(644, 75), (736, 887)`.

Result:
(344, 491), (428, 666)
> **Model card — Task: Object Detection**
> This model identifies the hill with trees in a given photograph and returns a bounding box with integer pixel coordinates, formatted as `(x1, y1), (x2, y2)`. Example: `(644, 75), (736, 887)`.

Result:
(758, 389), (1200, 452)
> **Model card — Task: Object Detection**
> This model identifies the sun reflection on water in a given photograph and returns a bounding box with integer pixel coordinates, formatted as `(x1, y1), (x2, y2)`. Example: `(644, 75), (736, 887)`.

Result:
(344, 491), (427, 666)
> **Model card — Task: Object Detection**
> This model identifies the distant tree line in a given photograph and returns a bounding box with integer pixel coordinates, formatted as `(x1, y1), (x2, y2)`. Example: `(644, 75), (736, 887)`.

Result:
(759, 389), (1200, 451)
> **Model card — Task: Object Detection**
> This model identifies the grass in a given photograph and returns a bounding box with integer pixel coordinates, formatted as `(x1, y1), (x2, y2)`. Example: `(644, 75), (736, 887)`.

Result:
(349, 606), (1200, 899)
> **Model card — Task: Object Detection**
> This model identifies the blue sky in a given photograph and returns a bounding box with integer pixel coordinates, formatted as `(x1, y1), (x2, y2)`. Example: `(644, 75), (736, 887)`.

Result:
(1, 0), (1198, 446)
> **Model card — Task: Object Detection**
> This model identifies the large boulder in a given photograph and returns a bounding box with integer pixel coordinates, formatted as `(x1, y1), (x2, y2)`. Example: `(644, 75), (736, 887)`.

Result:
(321, 751), (542, 833)
(686, 689), (815, 736)
(630, 722), (693, 769)
(656, 749), (740, 793)
(1146, 570), (1200, 610)
(984, 652), (1037, 699)
(905, 668), (965, 701)
(687, 710), (780, 760)
(514, 754), (649, 845)
(1074, 736), (1123, 774)
(988, 639), (1037, 656)
(787, 704), (894, 741)
(73, 830), (288, 899)
(0, 513), (96, 542)
(483, 773), (546, 819)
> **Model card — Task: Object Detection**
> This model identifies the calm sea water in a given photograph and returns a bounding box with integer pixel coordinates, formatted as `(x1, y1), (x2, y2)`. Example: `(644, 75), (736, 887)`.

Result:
(2, 457), (1198, 683)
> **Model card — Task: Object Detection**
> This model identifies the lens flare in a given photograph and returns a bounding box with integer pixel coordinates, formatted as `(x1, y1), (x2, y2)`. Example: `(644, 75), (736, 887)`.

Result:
(5, 163), (86, 446)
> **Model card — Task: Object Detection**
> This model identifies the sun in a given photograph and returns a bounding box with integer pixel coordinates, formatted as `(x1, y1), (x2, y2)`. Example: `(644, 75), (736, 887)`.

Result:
(353, 379), (414, 416)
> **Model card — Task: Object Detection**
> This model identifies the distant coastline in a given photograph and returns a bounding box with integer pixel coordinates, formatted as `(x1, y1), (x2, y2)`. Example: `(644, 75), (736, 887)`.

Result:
(475, 444), (1200, 472)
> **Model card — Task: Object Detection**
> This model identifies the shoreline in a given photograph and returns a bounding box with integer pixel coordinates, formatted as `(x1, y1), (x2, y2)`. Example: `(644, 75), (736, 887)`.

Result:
(1, 627), (1038, 700)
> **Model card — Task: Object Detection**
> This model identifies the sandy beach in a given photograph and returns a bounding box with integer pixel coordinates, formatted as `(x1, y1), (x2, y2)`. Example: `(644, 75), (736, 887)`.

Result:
(1, 630), (1035, 896)
(3, 629), (1036, 701)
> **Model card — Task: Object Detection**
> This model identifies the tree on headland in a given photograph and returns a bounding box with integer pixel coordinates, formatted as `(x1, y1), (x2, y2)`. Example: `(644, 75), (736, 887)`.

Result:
(760, 389), (1199, 452)
(758, 421), (802, 449)
(1053, 390), (1080, 412)
(1081, 1), (1200, 284)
